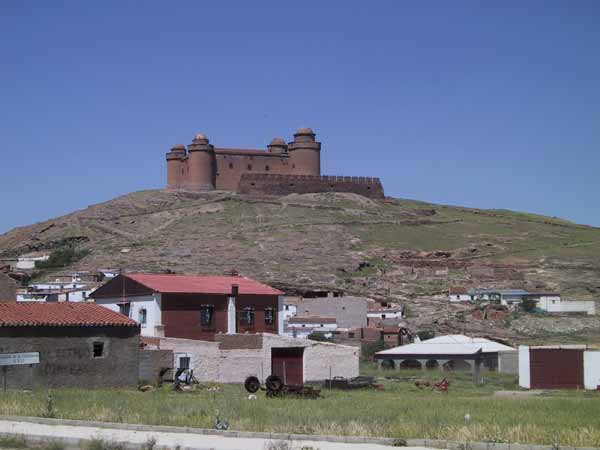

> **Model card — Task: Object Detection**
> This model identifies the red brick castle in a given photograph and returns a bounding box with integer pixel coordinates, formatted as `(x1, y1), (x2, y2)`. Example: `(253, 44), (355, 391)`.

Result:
(166, 128), (384, 198)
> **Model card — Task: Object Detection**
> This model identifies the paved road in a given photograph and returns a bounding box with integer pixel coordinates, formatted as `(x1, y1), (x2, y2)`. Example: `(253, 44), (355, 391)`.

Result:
(0, 419), (430, 450)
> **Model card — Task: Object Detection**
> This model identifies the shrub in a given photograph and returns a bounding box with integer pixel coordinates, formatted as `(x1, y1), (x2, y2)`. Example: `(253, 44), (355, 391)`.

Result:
(361, 340), (386, 361)
(307, 332), (332, 342)
(521, 297), (537, 312)
(35, 246), (90, 269)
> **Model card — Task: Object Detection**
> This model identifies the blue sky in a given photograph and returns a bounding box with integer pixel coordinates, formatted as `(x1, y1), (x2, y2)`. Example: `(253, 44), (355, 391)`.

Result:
(1, 1), (599, 233)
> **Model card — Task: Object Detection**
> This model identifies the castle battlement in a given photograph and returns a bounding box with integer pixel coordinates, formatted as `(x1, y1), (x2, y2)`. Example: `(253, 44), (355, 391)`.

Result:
(165, 128), (384, 198)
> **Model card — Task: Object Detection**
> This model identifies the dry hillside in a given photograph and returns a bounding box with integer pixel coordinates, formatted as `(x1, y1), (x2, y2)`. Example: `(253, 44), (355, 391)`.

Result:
(2, 189), (600, 343)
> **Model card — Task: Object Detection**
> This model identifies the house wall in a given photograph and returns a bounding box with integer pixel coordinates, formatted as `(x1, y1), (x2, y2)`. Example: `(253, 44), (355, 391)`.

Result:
(159, 333), (358, 384)
(294, 296), (367, 329)
(0, 273), (17, 302)
(95, 294), (162, 337)
(584, 350), (600, 390)
(518, 346), (531, 388)
(161, 293), (279, 340)
(449, 294), (472, 302)
(0, 326), (139, 388)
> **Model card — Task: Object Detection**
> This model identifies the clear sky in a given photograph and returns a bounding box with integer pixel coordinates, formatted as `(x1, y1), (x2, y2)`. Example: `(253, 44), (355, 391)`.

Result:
(1, 1), (599, 234)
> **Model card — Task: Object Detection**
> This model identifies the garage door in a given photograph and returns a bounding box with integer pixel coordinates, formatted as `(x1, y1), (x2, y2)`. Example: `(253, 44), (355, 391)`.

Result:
(271, 347), (304, 385)
(530, 349), (584, 389)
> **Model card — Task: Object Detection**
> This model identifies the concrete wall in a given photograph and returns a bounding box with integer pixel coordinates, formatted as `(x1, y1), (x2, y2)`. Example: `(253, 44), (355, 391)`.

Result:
(0, 326), (140, 388)
(518, 346), (530, 388)
(584, 350), (600, 390)
(498, 350), (519, 375)
(294, 296), (367, 329)
(159, 333), (358, 384)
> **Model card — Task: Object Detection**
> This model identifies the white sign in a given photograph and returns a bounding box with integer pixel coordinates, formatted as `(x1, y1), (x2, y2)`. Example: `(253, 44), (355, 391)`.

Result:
(0, 352), (40, 366)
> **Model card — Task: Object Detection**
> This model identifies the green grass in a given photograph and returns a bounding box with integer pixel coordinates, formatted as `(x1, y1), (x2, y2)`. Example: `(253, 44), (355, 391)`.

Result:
(2, 368), (600, 447)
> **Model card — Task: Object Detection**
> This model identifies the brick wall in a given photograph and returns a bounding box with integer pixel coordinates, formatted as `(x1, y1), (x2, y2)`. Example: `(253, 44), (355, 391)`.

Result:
(0, 326), (140, 389)
(238, 174), (385, 199)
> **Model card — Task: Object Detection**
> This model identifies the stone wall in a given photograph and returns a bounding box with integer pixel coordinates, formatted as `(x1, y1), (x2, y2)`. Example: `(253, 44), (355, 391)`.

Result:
(238, 174), (385, 199)
(0, 326), (140, 389)
(139, 349), (173, 383)
(159, 333), (359, 384)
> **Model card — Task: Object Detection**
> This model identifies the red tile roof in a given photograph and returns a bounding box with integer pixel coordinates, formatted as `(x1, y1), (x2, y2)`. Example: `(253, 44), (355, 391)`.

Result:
(0, 303), (138, 327)
(126, 273), (283, 296)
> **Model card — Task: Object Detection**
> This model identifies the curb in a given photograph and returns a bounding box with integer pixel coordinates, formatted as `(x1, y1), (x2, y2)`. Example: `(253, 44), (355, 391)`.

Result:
(1, 416), (599, 450)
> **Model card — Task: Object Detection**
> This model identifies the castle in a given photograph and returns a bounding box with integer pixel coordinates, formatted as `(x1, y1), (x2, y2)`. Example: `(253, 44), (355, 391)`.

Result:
(166, 127), (384, 198)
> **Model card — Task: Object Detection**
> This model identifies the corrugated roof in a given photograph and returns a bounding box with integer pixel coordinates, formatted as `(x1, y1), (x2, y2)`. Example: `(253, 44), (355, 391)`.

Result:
(0, 303), (138, 327)
(126, 273), (283, 296)
(376, 334), (515, 356)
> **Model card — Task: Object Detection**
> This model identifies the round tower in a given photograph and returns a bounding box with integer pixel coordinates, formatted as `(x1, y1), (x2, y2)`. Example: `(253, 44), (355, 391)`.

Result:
(287, 128), (321, 175)
(267, 137), (288, 154)
(187, 133), (216, 191)
(166, 144), (186, 190)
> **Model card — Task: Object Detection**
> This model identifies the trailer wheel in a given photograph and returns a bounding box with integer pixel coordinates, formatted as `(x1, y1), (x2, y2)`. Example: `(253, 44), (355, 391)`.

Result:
(244, 376), (261, 393)
(265, 375), (283, 392)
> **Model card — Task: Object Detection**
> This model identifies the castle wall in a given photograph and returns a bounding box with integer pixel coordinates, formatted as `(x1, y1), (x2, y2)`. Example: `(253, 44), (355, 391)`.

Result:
(238, 174), (385, 199)
(214, 150), (293, 191)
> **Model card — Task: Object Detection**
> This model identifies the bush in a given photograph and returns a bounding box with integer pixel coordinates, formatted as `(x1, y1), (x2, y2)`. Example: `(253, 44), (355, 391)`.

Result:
(35, 246), (90, 269)
(361, 340), (386, 361)
(416, 330), (435, 341)
(521, 297), (537, 312)
(307, 332), (332, 342)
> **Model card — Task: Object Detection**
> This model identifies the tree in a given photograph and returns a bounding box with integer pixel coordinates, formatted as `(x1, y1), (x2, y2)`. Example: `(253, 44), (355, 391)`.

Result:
(521, 297), (537, 312)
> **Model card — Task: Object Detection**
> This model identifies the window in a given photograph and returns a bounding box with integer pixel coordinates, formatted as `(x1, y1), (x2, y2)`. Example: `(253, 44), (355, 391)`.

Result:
(265, 308), (275, 325)
(348, 332), (355, 338)
(178, 356), (190, 369)
(229, 163), (233, 169)
(92, 341), (104, 358)
(241, 307), (254, 325)
(200, 305), (214, 327)
(138, 308), (147, 326)
(247, 164), (252, 170)
(118, 303), (130, 317)
(265, 165), (270, 171)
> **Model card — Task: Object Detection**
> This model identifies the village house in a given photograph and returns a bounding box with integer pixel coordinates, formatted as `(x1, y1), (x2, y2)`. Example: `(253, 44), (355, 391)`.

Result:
(15, 252), (50, 270)
(0, 302), (140, 388)
(91, 273), (285, 339)
(375, 334), (517, 373)
(448, 287), (595, 315)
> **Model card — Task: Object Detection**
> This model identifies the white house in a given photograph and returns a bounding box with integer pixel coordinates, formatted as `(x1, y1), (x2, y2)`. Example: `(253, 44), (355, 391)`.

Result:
(285, 316), (337, 339)
(448, 287), (472, 302)
(16, 252), (49, 270)
(367, 308), (403, 320)
(536, 297), (595, 315)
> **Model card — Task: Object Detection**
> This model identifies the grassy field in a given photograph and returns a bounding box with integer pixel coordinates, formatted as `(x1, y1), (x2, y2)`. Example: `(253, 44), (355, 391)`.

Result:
(1, 368), (600, 447)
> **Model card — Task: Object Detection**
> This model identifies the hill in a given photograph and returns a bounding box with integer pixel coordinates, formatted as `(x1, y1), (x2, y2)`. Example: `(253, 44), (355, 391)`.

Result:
(2, 189), (600, 342)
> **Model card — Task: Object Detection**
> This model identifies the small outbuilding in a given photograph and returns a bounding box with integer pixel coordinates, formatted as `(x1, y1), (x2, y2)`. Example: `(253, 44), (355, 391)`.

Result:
(0, 302), (140, 389)
(519, 345), (600, 390)
(375, 334), (517, 373)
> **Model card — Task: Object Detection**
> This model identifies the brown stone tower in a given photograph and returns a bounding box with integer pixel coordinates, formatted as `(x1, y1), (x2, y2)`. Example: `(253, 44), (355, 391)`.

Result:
(287, 128), (321, 175)
(166, 144), (186, 190)
(187, 133), (216, 191)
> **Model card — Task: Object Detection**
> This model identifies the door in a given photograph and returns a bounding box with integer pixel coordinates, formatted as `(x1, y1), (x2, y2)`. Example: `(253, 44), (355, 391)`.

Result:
(530, 349), (584, 389)
(271, 347), (304, 385)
